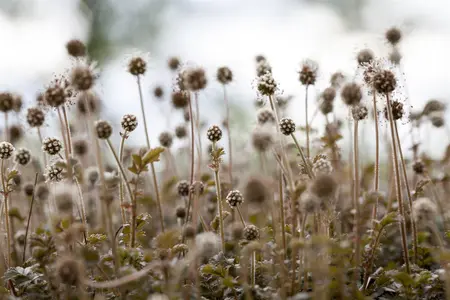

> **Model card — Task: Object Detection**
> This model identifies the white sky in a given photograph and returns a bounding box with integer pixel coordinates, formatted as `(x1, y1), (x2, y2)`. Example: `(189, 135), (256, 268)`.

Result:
(1, 0), (450, 158)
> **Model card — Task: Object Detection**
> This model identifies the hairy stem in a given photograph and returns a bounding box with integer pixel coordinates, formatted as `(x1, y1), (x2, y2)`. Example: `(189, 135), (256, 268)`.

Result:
(372, 91), (380, 221)
(290, 133), (314, 179)
(279, 169), (287, 259)
(353, 120), (361, 293)
(118, 132), (128, 224)
(62, 106), (73, 154)
(36, 127), (47, 168)
(185, 94), (196, 224)
(212, 142), (226, 253)
(23, 173), (39, 263)
(386, 93), (411, 273)
(305, 85), (310, 158)
(1, 159), (11, 267)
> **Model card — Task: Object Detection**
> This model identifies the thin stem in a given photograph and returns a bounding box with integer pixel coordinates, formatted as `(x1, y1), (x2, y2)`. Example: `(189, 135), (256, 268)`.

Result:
(279, 169), (287, 259)
(23, 173), (39, 263)
(212, 142), (226, 253)
(372, 90), (380, 220)
(236, 206), (246, 227)
(305, 85), (310, 158)
(36, 128), (47, 168)
(105, 139), (136, 245)
(1, 159), (11, 267)
(74, 176), (88, 242)
(353, 120), (361, 293)
(194, 93), (202, 181)
(223, 85), (233, 184)
(136, 76), (164, 232)
(251, 251), (256, 287)
(4, 112), (8, 142)
(57, 107), (72, 179)
(185, 95), (196, 224)
(62, 106), (73, 154)
(386, 93), (411, 273)
(118, 132), (128, 224)
(394, 120), (418, 264)
(290, 133), (314, 179)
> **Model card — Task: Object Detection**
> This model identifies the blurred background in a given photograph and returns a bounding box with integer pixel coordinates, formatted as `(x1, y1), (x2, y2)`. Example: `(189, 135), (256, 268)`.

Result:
(1, 0), (450, 159)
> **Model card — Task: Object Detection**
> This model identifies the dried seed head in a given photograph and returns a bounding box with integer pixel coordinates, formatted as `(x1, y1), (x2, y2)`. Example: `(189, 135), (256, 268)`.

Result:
(319, 100), (334, 115)
(206, 125), (222, 142)
(171, 91), (189, 109)
(312, 157), (333, 176)
(384, 100), (404, 120)
(0, 142), (14, 159)
(9, 125), (23, 144)
(256, 60), (272, 77)
(195, 232), (221, 259)
(86, 167), (99, 186)
(190, 181), (205, 195)
(251, 129), (273, 152)
(322, 87), (336, 103)
(352, 104), (369, 121)
(44, 83), (67, 107)
(357, 49), (374, 66)
(412, 160), (425, 174)
(243, 225), (260, 241)
(73, 139), (88, 156)
(45, 163), (65, 182)
(24, 182), (34, 197)
(257, 108), (275, 125)
(168, 57), (181, 71)
(42, 137), (63, 155)
(183, 224), (196, 239)
(217, 66), (233, 84)
(175, 125), (187, 139)
(255, 55), (266, 63)
(54, 184), (76, 213)
(279, 118), (296, 136)
(153, 86), (164, 99)
(310, 174), (337, 199)
(66, 39), (86, 57)
(121, 114), (138, 132)
(159, 131), (173, 148)
(389, 48), (402, 65)
(226, 190), (244, 208)
(95, 120), (112, 139)
(330, 72), (345, 89)
(35, 183), (49, 201)
(300, 192), (320, 213)
(372, 70), (397, 94)
(412, 197), (437, 223)
(298, 60), (318, 85)
(15, 148), (31, 165)
(244, 176), (270, 204)
(71, 66), (95, 91)
(231, 223), (244, 240)
(429, 111), (445, 128)
(183, 67), (207, 91)
(183, 109), (190, 122)
(385, 27), (402, 45)
(26, 107), (45, 127)
(176, 206), (186, 219)
(423, 99), (446, 116)
(56, 256), (83, 286)
(341, 83), (362, 106)
(128, 56), (147, 76)
(0, 92), (14, 112)
(77, 91), (100, 115)
(256, 72), (278, 96)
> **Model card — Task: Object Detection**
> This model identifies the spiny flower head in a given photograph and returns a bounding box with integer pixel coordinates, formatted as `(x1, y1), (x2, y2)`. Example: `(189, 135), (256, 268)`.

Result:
(42, 137), (63, 155)
(0, 142), (14, 159)
(279, 118), (296, 136)
(44, 77), (71, 107)
(45, 162), (65, 182)
(15, 148), (32, 165)
(243, 224), (260, 241)
(372, 69), (397, 94)
(256, 71), (278, 96)
(412, 160), (425, 174)
(312, 157), (333, 176)
(95, 120), (112, 139)
(217, 66), (233, 84)
(26, 107), (45, 127)
(207, 125), (222, 142)
(226, 190), (244, 208)
(298, 59), (318, 86)
(352, 104), (369, 121)
(121, 114), (138, 132)
(128, 55), (147, 76)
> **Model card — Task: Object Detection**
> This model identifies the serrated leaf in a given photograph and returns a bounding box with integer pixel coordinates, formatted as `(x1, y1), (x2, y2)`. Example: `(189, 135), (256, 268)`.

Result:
(132, 154), (142, 166)
(142, 147), (165, 165)
(128, 164), (138, 174)
(380, 211), (398, 228)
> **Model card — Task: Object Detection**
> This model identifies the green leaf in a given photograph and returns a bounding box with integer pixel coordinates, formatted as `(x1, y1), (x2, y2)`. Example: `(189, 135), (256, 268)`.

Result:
(380, 211), (398, 228)
(201, 264), (214, 275)
(132, 154), (142, 166)
(393, 272), (414, 287)
(142, 147), (165, 165)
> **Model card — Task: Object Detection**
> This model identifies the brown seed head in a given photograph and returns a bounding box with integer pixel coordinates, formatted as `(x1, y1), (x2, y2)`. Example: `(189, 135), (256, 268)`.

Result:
(183, 67), (207, 91)
(71, 66), (95, 91)
(412, 160), (425, 174)
(372, 70), (397, 94)
(423, 99), (446, 116)
(352, 105), (369, 121)
(322, 87), (336, 103)
(330, 72), (345, 88)
(66, 39), (86, 57)
(77, 91), (100, 115)
(73, 139), (88, 156)
(356, 49), (374, 66)
(385, 27), (402, 45)
(175, 125), (187, 139)
(310, 174), (337, 199)
(26, 107), (45, 127)
(12, 94), (23, 112)
(244, 176), (270, 204)
(389, 48), (402, 65)
(44, 84), (67, 107)
(159, 131), (173, 148)
(171, 91), (189, 109)
(128, 56), (146, 76)
(56, 256), (83, 286)
(168, 57), (181, 71)
(0, 92), (15, 112)
(217, 66), (233, 84)
(95, 120), (112, 139)
(9, 125), (23, 144)
(154, 86), (164, 99)
(298, 60), (318, 85)
(341, 82), (362, 106)
(251, 129), (273, 152)
(384, 100), (404, 120)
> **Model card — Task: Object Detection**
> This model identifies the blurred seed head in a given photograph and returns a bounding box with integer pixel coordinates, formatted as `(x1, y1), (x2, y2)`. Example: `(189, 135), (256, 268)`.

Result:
(12, 93), (23, 112)
(217, 66), (233, 84)
(231, 223), (244, 240)
(429, 111), (445, 128)
(35, 183), (50, 201)
(128, 56), (147, 76)
(95, 120), (113, 139)
(177, 180), (190, 197)
(385, 27), (402, 46)
(171, 91), (189, 109)
(24, 182), (34, 197)
(389, 48), (402, 65)
(312, 157), (333, 176)
(384, 100), (404, 120)
(356, 49), (374, 66)
(73, 139), (88, 157)
(26, 107), (45, 127)
(56, 256), (83, 286)
(176, 206), (186, 219)
(86, 167), (99, 187)
(341, 83), (362, 106)
(352, 104), (369, 121)
(372, 70), (397, 94)
(300, 192), (320, 214)
(412, 160), (425, 174)
(70, 65), (95, 91)
(190, 181), (205, 195)
(15, 148), (32, 165)
(319, 100), (334, 115)
(298, 59), (318, 85)
(310, 174), (337, 199)
(243, 225), (260, 241)
(153, 86), (164, 99)
(183, 67), (207, 91)
(257, 108), (275, 125)
(330, 72), (346, 89)
(159, 131), (173, 148)
(54, 184), (77, 213)
(423, 99), (446, 116)
(121, 114), (138, 132)
(195, 232), (221, 259)
(256, 60), (272, 77)
(168, 56), (181, 71)
(322, 87), (336, 103)
(251, 128), (273, 152)
(412, 197), (437, 223)
(0, 92), (14, 112)
(183, 223), (196, 239)
(66, 39), (86, 57)
(175, 125), (187, 139)
(77, 91), (100, 115)
(244, 176), (270, 204)
(256, 72), (278, 96)
(9, 125), (23, 144)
